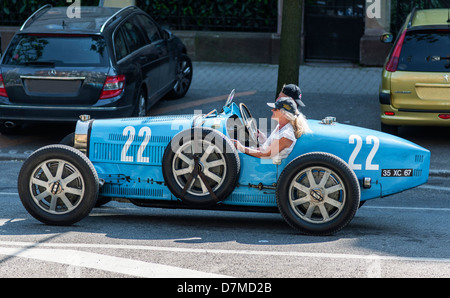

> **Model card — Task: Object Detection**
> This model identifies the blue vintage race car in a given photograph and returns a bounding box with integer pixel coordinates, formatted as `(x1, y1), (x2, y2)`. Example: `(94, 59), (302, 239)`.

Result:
(18, 90), (430, 235)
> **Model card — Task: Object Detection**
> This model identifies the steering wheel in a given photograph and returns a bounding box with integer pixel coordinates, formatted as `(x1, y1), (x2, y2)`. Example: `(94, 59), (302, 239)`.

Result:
(224, 89), (235, 108)
(239, 103), (259, 147)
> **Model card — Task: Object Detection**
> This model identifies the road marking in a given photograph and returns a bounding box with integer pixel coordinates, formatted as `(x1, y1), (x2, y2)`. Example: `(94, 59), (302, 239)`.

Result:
(0, 246), (230, 278)
(419, 184), (450, 192)
(148, 90), (256, 115)
(1, 241), (449, 264)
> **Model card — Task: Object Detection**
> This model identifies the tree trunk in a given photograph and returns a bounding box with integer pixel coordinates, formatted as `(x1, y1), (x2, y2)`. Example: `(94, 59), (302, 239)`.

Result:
(276, 0), (302, 98)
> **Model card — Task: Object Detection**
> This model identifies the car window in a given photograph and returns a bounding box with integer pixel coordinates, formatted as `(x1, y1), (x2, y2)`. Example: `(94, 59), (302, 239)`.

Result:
(121, 19), (147, 53)
(398, 30), (450, 72)
(114, 28), (129, 61)
(136, 14), (162, 43)
(3, 34), (108, 66)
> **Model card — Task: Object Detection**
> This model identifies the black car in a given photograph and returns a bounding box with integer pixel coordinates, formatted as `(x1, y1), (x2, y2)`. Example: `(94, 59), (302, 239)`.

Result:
(0, 5), (192, 133)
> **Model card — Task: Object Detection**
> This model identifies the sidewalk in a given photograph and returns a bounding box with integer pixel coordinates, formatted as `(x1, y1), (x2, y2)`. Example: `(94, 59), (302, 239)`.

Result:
(190, 61), (383, 95)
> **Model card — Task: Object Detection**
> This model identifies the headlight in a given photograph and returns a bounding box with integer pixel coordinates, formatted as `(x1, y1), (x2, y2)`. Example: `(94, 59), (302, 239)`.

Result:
(74, 114), (93, 155)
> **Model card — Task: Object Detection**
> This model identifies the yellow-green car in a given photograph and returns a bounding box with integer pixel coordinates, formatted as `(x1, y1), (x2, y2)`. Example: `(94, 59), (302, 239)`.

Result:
(380, 8), (450, 135)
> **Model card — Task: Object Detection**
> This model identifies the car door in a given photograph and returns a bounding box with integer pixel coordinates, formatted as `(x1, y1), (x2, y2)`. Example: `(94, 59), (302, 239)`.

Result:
(118, 17), (161, 103)
(135, 14), (171, 96)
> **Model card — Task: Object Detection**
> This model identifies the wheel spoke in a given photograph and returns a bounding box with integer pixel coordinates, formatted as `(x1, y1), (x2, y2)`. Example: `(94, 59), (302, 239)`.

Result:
(54, 161), (65, 180)
(318, 171), (331, 188)
(32, 177), (49, 189)
(292, 181), (309, 195)
(324, 197), (343, 209)
(59, 193), (74, 210)
(318, 204), (330, 220)
(40, 163), (53, 180)
(326, 184), (343, 194)
(291, 196), (310, 206)
(204, 169), (222, 184)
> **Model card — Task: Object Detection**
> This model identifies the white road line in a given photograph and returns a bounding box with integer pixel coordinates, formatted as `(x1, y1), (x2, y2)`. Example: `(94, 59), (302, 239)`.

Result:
(0, 241), (449, 264)
(0, 246), (230, 278)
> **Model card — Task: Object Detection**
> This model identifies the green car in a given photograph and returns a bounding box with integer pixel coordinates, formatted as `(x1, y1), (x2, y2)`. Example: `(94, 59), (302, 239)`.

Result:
(380, 8), (450, 135)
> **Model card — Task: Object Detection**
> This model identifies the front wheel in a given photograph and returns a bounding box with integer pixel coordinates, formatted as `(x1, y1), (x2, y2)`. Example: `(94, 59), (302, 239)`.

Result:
(18, 145), (99, 226)
(276, 152), (360, 236)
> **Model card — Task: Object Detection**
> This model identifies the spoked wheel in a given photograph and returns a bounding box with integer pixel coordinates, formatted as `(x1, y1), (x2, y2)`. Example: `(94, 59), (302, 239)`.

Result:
(167, 54), (193, 99)
(277, 152), (360, 236)
(18, 145), (99, 226)
(162, 127), (239, 206)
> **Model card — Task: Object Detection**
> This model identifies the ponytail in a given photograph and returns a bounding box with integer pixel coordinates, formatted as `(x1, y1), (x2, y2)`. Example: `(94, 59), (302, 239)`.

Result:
(291, 112), (311, 139)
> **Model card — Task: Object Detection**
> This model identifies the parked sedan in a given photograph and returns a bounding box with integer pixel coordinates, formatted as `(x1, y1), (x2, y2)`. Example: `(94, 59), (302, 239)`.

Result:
(0, 5), (192, 133)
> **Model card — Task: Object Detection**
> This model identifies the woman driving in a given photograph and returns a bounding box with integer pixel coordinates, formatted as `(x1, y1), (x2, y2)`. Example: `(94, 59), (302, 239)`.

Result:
(232, 97), (311, 161)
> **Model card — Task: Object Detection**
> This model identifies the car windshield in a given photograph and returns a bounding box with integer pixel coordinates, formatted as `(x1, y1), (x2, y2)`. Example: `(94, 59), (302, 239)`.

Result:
(398, 30), (450, 72)
(3, 34), (109, 67)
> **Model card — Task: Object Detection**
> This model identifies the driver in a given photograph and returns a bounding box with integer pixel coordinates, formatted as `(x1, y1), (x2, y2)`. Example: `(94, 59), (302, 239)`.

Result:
(231, 97), (310, 161)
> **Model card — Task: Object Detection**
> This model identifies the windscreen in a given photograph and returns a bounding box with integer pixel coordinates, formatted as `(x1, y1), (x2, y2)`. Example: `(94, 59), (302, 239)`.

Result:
(3, 34), (109, 67)
(398, 30), (450, 72)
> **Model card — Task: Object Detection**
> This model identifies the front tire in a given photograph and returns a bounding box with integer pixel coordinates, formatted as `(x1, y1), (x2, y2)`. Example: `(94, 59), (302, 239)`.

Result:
(276, 152), (360, 236)
(18, 145), (99, 226)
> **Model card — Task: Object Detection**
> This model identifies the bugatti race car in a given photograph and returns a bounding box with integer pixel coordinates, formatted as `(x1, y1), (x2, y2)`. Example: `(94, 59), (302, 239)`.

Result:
(17, 90), (430, 235)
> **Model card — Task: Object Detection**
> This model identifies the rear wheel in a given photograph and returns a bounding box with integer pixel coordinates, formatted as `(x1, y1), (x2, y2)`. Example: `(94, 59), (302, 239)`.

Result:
(167, 54), (193, 99)
(18, 145), (99, 225)
(132, 88), (147, 117)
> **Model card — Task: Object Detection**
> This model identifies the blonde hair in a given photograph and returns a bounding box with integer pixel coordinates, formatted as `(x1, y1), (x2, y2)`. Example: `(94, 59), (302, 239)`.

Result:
(280, 109), (312, 139)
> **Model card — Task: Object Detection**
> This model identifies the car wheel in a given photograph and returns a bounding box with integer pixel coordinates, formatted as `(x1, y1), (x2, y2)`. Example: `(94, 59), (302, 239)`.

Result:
(18, 145), (99, 225)
(276, 152), (360, 236)
(167, 54), (193, 100)
(59, 133), (111, 207)
(132, 88), (147, 117)
(162, 127), (240, 206)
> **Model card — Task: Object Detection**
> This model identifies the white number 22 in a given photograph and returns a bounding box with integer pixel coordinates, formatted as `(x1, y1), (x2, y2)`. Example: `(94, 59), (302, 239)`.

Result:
(121, 126), (151, 163)
(348, 135), (379, 171)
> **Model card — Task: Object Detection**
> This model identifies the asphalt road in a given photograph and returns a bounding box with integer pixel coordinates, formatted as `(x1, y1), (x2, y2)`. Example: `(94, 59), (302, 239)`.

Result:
(0, 85), (449, 279)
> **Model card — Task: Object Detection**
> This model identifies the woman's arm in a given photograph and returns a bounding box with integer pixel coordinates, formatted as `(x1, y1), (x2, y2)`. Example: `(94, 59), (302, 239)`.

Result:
(232, 138), (293, 159)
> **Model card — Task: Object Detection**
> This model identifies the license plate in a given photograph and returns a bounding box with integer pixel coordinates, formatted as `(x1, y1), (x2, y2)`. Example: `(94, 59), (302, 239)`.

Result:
(381, 169), (413, 177)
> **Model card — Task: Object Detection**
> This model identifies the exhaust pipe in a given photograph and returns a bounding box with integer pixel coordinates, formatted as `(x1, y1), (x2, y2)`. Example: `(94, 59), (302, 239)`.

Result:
(4, 121), (16, 128)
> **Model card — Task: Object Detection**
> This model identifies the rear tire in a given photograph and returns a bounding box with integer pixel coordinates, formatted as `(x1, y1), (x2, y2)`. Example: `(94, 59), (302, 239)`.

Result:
(167, 54), (193, 99)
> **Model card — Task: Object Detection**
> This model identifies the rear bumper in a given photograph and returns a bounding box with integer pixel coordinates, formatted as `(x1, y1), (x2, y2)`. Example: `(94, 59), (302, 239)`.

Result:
(380, 104), (450, 126)
(0, 103), (134, 123)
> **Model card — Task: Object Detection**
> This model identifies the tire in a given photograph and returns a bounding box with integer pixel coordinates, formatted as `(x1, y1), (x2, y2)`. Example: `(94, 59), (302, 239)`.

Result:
(162, 127), (240, 206)
(166, 54), (193, 100)
(18, 145), (99, 226)
(132, 88), (147, 117)
(59, 132), (111, 207)
(276, 152), (360, 236)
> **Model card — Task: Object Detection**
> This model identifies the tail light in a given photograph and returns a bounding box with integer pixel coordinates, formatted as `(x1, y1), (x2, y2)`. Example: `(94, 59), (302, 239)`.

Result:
(0, 74), (8, 98)
(385, 29), (407, 72)
(99, 75), (125, 99)
(438, 114), (450, 120)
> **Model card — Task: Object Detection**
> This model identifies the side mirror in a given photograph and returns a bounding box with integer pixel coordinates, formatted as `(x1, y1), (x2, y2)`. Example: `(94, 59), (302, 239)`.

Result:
(163, 29), (173, 40)
(380, 33), (394, 44)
